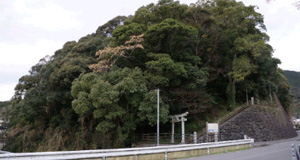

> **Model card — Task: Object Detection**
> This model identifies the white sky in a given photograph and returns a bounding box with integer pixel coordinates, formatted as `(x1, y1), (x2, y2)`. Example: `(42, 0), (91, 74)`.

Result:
(0, 0), (299, 101)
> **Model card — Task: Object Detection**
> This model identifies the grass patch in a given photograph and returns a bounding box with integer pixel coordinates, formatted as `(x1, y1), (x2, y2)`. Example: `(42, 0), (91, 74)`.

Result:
(169, 146), (252, 159)
(211, 146), (251, 155)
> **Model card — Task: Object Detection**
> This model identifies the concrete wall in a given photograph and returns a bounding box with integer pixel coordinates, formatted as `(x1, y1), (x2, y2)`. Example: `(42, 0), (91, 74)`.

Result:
(220, 105), (297, 142)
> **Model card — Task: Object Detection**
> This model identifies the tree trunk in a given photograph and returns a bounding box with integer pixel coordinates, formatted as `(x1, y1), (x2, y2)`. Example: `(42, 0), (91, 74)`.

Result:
(227, 77), (236, 111)
(228, 53), (237, 110)
(246, 86), (248, 105)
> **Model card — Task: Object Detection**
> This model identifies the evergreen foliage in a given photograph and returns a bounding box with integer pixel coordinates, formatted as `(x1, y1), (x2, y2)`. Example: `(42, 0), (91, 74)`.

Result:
(0, 101), (10, 108)
(4, 0), (292, 152)
(284, 70), (300, 117)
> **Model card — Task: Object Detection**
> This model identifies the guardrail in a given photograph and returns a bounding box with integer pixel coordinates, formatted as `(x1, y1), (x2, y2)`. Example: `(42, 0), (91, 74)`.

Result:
(291, 144), (300, 160)
(0, 139), (254, 160)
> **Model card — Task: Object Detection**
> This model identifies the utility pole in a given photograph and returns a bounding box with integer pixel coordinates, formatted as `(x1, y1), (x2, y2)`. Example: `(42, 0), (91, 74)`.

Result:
(157, 89), (160, 146)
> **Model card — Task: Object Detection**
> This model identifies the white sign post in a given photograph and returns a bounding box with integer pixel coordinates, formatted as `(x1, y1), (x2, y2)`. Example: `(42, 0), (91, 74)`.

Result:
(206, 122), (219, 142)
(207, 123), (219, 133)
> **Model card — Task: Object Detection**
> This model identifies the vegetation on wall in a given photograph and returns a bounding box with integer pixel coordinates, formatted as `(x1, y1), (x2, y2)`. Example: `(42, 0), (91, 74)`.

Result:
(4, 0), (292, 152)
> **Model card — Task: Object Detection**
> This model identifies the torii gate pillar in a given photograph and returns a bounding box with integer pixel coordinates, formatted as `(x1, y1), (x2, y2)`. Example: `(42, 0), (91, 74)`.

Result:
(171, 121), (175, 143)
(181, 116), (185, 143)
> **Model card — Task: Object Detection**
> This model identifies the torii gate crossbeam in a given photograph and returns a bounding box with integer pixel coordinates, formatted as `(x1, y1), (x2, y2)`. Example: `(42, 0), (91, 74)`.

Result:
(170, 112), (188, 144)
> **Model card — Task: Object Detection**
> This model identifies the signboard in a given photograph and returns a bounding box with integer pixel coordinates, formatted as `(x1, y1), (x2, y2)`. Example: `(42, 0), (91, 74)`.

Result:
(206, 123), (219, 133)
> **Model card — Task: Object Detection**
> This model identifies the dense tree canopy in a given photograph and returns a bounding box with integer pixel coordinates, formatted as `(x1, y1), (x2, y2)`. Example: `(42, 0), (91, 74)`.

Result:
(4, 0), (292, 152)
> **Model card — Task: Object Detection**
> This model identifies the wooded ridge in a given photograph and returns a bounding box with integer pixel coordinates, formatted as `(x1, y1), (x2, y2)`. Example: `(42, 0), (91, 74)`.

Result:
(3, 0), (292, 152)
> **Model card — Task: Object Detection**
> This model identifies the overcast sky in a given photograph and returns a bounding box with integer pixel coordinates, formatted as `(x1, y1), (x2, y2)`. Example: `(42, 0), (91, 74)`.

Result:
(0, 0), (299, 101)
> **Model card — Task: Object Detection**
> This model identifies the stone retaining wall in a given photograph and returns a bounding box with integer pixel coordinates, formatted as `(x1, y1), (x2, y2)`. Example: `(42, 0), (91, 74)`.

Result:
(220, 105), (297, 142)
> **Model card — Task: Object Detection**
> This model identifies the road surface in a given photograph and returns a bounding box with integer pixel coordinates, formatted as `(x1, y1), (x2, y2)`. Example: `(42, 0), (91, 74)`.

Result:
(182, 133), (300, 160)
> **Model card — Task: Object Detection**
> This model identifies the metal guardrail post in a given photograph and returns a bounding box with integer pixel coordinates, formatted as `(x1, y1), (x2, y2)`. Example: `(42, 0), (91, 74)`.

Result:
(298, 145), (300, 160)
(298, 145), (300, 158)
(164, 151), (168, 160)
(291, 144), (300, 160)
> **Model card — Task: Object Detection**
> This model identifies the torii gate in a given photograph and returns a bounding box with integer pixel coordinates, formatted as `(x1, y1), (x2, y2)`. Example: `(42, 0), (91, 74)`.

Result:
(170, 112), (188, 144)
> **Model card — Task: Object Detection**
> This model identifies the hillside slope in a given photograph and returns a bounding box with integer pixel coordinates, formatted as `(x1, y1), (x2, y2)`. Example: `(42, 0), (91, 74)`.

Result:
(284, 71), (300, 89)
(284, 70), (300, 117)
(220, 95), (297, 142)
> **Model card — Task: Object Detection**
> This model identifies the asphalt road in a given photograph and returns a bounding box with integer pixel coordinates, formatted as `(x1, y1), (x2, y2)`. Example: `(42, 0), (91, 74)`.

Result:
(182, 134), (300, 160)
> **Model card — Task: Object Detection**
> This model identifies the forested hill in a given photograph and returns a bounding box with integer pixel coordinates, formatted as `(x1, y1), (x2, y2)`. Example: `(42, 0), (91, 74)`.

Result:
(0, 101), (10, 108)
(5, 0), (292, 152)
(284, 70), (300, 117)
(284, 71), (300, 89)
(0, 101), (9, 122)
